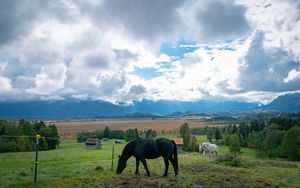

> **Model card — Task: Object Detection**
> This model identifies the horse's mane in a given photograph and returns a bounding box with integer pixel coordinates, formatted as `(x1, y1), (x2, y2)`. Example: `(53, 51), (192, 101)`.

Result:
(121, 138), (141, 157)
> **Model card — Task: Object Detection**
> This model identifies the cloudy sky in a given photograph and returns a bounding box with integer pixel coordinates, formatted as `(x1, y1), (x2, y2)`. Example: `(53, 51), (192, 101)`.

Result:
(0, 0), (300, 104)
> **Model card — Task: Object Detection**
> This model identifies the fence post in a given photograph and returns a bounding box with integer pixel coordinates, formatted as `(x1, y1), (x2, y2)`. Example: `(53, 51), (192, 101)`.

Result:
(34, 134), (40, 183)
(111, 141), (115, 171)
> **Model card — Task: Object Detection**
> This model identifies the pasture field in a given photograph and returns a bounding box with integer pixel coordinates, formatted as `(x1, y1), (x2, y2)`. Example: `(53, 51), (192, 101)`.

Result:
(53, 119), (226, 136)
(0, 136), (300, 188)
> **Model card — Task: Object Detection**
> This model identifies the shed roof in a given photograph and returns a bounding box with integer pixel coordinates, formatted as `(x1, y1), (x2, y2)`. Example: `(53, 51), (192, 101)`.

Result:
(85, 138), (100, 145)
(170, 138), (184, 145)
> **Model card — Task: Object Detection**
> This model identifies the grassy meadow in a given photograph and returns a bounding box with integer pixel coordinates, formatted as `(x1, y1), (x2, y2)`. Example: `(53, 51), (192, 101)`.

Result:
(0, 135), (299, 188)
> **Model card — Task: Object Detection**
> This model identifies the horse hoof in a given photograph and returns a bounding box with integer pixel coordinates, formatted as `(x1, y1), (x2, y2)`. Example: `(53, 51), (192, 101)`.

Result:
(163, 174), (168, 177)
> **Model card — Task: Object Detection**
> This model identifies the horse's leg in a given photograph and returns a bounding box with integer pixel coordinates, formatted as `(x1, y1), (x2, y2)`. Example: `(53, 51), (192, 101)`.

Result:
(141, 159), (150, 176)
(169, 156), (178, 176)
(163, 157), (169, 177)
(135, 158), (140, 175)
(203, 151), (205, 156)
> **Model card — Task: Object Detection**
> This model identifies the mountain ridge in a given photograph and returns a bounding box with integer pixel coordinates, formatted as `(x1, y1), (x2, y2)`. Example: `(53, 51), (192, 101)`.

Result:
(0, 93), (299, 119)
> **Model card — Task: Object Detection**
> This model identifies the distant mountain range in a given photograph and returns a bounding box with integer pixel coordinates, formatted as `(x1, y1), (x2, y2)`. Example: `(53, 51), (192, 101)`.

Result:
(262, 93), (300, 112)
(0, 93), (299, 119)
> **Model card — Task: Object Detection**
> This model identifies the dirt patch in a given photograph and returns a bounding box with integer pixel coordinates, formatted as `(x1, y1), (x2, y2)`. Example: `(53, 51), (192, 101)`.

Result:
(102, 174), (180, 188)
(98, 164), (281, 188)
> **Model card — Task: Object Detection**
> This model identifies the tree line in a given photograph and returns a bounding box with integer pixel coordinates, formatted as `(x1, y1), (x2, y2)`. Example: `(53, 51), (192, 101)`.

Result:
(76, 126), (157, 142)
(0, 119), (60, 153)
(191, 117), (300, 161)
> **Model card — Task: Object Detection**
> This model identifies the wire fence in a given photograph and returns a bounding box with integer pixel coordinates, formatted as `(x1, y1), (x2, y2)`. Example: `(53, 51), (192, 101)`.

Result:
(0, 135), (120, 183)
(0, 135), (60, 140)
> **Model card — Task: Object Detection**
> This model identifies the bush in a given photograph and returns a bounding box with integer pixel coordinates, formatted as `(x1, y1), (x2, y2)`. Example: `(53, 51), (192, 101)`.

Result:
(216, 153), (249, 168)
(5, 140), (17, 152)
(125, 128), (139, 142)
(189, 136), (198, 152)
(76, 132), (94, 143)
(280, 126), (300, 161)
(228, 134), (241, 155)
(180, 123), (190, 151)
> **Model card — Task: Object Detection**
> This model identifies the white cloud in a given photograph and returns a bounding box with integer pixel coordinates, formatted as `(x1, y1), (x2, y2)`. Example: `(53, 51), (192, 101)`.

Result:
(284, 69), (300, 83)
(0, 0), (299, 103)
(26, 63), (67, 95)
(0, 76), (13, 91)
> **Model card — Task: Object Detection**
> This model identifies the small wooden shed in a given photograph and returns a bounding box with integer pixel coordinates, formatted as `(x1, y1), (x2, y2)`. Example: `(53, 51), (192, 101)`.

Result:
(85, 138), (101, 149)
(170, 138), (184, 152)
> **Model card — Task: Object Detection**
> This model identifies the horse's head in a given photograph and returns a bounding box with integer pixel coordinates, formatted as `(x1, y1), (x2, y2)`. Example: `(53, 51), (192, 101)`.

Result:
(199, 144), (206, 153)
(116, 155), (127, 174)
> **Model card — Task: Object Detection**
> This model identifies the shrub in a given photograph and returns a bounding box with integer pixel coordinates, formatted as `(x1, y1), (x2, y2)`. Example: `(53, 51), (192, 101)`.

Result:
(216, 153), (249, 168)
(189, 136), (198, 152)
(228, 134), (241, 155)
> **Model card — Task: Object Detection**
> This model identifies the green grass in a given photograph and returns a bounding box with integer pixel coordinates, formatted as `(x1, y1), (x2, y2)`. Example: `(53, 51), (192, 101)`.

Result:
(0, 136), (299, 188)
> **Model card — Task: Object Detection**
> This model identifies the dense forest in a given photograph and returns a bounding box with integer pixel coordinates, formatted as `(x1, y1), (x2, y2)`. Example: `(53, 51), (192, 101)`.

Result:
(0, 119), (60, 153)
(191, 117), (300, 161)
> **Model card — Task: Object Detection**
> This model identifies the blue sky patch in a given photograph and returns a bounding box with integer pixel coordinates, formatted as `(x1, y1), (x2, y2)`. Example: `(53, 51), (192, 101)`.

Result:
(133, 67), (163, 80)
(159, 39), (198, 59)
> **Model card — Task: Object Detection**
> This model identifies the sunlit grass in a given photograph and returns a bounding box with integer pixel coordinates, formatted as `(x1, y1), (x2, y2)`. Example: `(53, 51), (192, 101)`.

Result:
(0, 136), (299, 188)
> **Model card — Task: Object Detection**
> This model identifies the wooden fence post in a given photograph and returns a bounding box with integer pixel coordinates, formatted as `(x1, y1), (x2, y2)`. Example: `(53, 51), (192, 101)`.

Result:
(34, 134), (40, 183)
(111, 141), (115, 171)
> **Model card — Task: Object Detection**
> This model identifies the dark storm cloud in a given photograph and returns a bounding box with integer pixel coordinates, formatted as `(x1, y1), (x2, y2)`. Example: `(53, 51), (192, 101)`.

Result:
(0, 0), (39, 45)
(238, 32), (300, 92)
(114, 49), (137, 60)
(85, 55), (112, 69)
(82, 0), (183, 42)
(196, 0), (249, 40)
(129, 85), (146, 95)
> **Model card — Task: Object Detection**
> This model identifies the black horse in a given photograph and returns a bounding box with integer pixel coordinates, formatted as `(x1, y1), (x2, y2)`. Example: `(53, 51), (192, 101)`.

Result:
(116, 138), (178, 176)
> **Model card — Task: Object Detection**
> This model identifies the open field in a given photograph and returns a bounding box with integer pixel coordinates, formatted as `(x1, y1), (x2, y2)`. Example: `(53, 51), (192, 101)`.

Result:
(53, 119), (227, 137)
(1, 136), (299, 188)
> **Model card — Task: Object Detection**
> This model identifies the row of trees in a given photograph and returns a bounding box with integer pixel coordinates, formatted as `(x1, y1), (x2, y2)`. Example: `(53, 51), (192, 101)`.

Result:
(191, 117), (300, 161)
(76, 127), (157, 142)
(0, 119), (60, 153)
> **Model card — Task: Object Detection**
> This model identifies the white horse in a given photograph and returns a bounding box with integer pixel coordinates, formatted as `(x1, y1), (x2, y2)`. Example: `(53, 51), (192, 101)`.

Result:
(199, 142), (218, 156)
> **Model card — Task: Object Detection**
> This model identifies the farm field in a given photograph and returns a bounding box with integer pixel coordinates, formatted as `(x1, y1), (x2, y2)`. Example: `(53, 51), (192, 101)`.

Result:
(0, 136), (299, 188)
(54, 119), (226, 136)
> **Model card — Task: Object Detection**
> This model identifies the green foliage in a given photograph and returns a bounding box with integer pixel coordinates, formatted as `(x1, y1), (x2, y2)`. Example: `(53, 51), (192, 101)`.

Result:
(103, 126), (110, 138)
(5, 139), (18, 152)
(246, 133), (256, 148)
(228, 134), (241, 155)
(76, 129), (126, 142)
(0, 119), (60, 153)
(125, 128), (139, 142)
(269, 117), (300, 131)
(180, 122), (190, 151)
(144, 129), (157, 139)
(216, 153), (249, 168)
(76, 132), (94, 143)
(189, 136), (198, 152)
(214, 127), (221, 141)
(256, 124), (284, 159)
(280, 126), (300, 161)
(221, 133), (231, 145)
(239, 122), (249, 146)
(206, 128), (214, 142)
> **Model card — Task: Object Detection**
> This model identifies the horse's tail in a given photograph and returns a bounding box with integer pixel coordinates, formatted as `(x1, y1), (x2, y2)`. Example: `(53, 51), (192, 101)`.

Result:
(171, 140), (178, 175)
